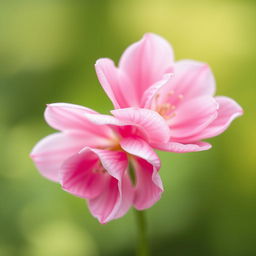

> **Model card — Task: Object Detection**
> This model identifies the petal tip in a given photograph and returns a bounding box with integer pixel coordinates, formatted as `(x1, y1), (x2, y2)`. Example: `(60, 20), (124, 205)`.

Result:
(95, 58), (111, 66)
(193, 142), (212, 151)
(143, 32), (154, 39)
(98, 219), (107, 225)
(238, 108), (244, 115)
(29, 153), (36, 160)
(143, 32), (161, 40)
(46, 103), (55, 108)
(201, 143), (212, 151)
(92, 212), (110, 224)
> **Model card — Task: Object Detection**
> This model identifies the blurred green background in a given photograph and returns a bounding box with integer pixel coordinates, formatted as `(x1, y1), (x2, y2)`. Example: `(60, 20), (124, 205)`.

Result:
(0, 0), (255, 255)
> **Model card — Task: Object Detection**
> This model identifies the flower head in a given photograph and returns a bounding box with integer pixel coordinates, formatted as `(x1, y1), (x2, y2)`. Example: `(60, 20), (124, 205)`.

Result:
(95, 33), (243, 153)
(31, 33), (243, 224)
(30, 103), (166, 223)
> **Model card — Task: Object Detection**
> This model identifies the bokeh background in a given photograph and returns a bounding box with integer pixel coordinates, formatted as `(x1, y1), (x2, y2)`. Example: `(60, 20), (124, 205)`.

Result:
(0, 0), (255, 255)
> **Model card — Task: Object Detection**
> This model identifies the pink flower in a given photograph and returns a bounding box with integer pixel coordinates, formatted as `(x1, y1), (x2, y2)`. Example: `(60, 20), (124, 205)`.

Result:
(30, 103), (168, 223)
(95, 33), (243, 152)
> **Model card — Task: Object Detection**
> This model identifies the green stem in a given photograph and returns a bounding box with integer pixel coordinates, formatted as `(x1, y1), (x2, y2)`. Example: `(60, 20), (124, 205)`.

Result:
(129, 161), (150, 256)
(134, 209), (150, 256)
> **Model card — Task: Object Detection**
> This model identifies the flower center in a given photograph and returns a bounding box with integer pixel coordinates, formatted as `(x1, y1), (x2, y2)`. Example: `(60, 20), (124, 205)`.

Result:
(108, 142), (122, 151)
(153, 90), (184, 120)
(105, 134), (123, 151)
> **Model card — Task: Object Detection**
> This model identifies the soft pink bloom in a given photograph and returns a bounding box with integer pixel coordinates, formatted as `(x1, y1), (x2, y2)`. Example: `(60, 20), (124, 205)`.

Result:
(30, 103), (167, 223)
(95, 33), (243, 152)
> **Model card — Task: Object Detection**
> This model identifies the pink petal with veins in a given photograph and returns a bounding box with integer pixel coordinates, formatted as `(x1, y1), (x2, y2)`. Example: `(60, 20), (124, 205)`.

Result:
(111, 108), (170, 144)
(96, 33), (174, 108)
(45, 103), (112, 138)
(180, 96), (243, 142)
(30, 132), (86, 182)
(61, 148), (134, 224)
(170, 96), (218, 139)
(120, 137), (163, 209)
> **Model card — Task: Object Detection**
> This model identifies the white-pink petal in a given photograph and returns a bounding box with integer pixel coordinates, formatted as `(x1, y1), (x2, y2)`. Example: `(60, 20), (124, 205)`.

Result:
(45, 103), (111, 138)
(181, 96), (243, 142)
(82, 112), (121, 126)
(30, 132), (86, 182)
(152, 141), (212, 153)
(120, 137), (160, 170)
(170, 96), (218, 139)
(142, 73), (173, 108)
(111, 108), (170, 144)
(118, 33), (174, 101)
(158, 60), (216, 107)
(95, 58), (140, 108)
(208, 96), (243, 136)
(95, 58), (121, 108)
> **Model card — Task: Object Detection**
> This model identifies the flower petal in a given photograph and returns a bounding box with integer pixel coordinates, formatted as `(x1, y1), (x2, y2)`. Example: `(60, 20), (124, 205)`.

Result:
(60, 149), (107, 199)
(120, 137), (160, 169)
(95, 58), (139, 108)
(111, 108), (170, 144)
(86, 149), (133, 223)
(109, 171), (134, 220)
(181, 96), (243, 142)
(61, 147), (133, 223)
(119, 33), (174, 101)
(142, 73), (173, 108)
(45, 103), (111, 138)
(152, 141), (212, 153)
(95, 58), (121, 108)
(88, 171), (134, 224)
(88, 177), (120, 224)
(89, 149), (127, 179)
(82, 112), (121, 126)
(133, 157), (163, 210)
(170, 96), (218, 139)
(30, 132), (86, 182)
(120, 137), (163, 209)
(206, 96), (243, 135)
(158, 60), (216, 107)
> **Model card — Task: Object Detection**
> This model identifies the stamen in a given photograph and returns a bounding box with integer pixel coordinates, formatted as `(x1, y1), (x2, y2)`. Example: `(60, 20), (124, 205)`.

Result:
(165, 112), (176, 119)
(158, 103), (171, 116)
(155, 93), (160, 103)
(168, 90), (174, 96)
(152, 89), (179, 120)
(178, 94), (184, 100)
(153, 93), (160, 109)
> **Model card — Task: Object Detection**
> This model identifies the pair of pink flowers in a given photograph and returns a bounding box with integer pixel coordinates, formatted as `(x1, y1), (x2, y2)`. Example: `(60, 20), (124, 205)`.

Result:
(31, 33), (243, 223)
